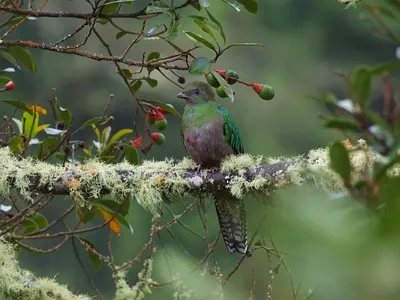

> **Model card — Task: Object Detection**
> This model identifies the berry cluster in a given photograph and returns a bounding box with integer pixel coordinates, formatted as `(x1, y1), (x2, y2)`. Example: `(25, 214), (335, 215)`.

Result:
(205, 69), (275, 101)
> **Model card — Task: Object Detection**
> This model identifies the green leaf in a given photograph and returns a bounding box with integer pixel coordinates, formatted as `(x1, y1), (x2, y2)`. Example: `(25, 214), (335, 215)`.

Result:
(80, 238), (103, 272)
(3, 46), (37, 71)
(223, 0), (241, 12)
(370, 61), (400, 75)
(77, 117), (110, 132)
(55, 98), (72, 128)
(2, 100), (33, 115)
(109, 128), (134, 144)
(131, 80), (142, 93)
(324, 118), (361, 132)
(124, 144), (139, 165)
(223, 42), (264, 51)
(184, 31), (216, 51)
(146, 1), (171, 14)
(165, 17), (180, 40)
(101, 126), (112, 145)
(8, 135), (25, 154)
(120, 68), (132, 78)
(77, 207), (96, 224)
(237, 0), (258, 13)
(211, 70), (234, 101)
(22, 110), (39, 138)
(146, 52), (160, 73)
(329, 141), (352, 181)
(0, 51), (20, 68)
(350, 66), (372, 107)
(365, 109), (394, 136)
(116, 31), (128, 40)
(192, 19), (218, 44)
(96, 199), (130, 217)
(205, 9), (226, 43)
(37, 136), (62, 159)
(22, 213), (48, 234)
(22, 218), (38, 235)
(144, 78), (158, 88)
(0, 77), (12, 85)
(141, 100), (182, 118)
(189, 57), (212, 75)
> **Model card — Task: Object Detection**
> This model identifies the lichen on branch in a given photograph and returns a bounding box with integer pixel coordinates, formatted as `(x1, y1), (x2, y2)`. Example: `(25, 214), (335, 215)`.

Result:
(0, 140), (382, 216)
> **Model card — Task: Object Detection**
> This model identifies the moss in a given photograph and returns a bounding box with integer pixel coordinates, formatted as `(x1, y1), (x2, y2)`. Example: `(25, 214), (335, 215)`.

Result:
(0, 237), (90, 300)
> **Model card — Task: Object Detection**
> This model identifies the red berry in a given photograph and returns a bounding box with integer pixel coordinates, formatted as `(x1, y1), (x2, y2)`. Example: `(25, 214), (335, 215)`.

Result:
(151, 132), (165, 145)
(156, 106), (169, 115)
(153, 110), (165, 121)
(5, 81), (15, 91)
(145, 113), (155, 125)
(252, 83), (263, 94)
(216, 70), (226, 76)
(132, 136), (143, 148)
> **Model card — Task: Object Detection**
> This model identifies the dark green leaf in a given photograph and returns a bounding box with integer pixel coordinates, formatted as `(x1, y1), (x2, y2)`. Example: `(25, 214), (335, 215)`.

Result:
(8, 135), (25, 154)
(329, 141), (352, 181)
(146, 1), (171, 14)
(0, 51), (19, 68)
(124, 144), (139, 165)
(55, 98), (72, 128)
(77, 117), (110, 132)
(184, 31), (216, 51)
(144, 78), (158, 87)
(189, 57), (212, 75)
(324, 118), (361, 132)
(365, 109), (394, 136)
(0, 16), (26, 29)
(77, 207), (96, 224)
(80, 238), (103, 272)
(146, 52), (160, 73)
(237, 0), (258, 13)
(4, 46), (37, 71)
(192, 19), (218, 44)
(116, 31), (128, 40)
(95, 199), (130, 217)
(120, 68), (132, 78)
(0, 76), (12, 85)
(205, 9), (226, 43)
(2, 100), (33, 114)
(350, 66), (372, 107)
(370, 61), (400, 75)
(130, 80), (142, 93)
(37, 137), (62, 159)
(165, 17), (180, 40)
(211, 70), (235, 101)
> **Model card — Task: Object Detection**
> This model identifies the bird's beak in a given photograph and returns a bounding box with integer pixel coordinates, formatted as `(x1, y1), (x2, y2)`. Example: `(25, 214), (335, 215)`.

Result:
(177, 92), (189, 100)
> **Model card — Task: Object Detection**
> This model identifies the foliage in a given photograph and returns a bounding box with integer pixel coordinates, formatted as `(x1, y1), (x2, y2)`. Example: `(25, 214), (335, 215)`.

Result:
(1, 0), (400, 299)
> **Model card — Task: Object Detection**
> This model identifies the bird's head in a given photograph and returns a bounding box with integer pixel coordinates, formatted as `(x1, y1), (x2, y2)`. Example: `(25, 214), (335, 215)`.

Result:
(177, 81), (215, 105)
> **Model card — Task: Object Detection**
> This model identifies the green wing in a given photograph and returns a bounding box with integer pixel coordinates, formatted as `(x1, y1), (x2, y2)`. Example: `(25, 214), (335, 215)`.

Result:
(217, 105), (244, 154)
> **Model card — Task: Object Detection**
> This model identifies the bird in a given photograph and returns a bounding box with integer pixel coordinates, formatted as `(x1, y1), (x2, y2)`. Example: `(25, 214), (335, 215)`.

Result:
(178, 80), (250, 255)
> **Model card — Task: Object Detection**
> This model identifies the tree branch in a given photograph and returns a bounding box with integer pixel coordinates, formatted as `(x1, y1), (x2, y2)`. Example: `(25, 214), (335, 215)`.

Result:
(0, 140), (379, 214)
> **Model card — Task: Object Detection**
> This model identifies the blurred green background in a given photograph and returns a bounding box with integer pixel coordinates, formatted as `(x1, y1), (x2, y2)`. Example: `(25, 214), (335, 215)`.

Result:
(1, 1), (399, 299)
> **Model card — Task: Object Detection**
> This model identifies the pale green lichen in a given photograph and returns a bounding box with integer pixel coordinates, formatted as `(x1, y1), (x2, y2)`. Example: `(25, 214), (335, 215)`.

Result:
(114, 259), (154, 300)
(0, 237), (90, 300)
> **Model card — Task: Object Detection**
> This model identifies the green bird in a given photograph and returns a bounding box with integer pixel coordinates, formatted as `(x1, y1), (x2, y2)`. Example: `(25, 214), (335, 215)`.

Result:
(178, 81), (249, 255)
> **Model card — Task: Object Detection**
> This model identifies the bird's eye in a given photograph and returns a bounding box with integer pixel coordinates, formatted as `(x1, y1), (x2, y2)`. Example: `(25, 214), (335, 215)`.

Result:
(194, 89), (200, 95)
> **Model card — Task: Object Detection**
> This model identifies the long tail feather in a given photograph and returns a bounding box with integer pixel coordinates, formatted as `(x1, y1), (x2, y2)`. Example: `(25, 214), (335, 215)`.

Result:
(214, 192), (249, 255)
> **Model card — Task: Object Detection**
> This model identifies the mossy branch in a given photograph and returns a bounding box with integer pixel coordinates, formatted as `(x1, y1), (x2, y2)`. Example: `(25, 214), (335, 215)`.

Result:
(0, 140), (382, 215)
